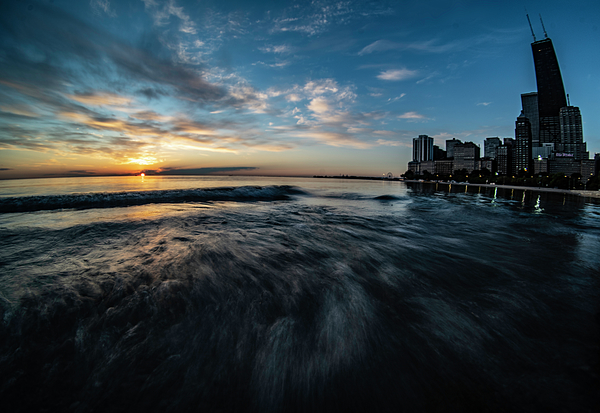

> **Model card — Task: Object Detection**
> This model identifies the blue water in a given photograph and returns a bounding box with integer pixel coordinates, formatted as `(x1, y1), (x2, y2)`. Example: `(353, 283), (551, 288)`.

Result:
(0, 176), (599, 412)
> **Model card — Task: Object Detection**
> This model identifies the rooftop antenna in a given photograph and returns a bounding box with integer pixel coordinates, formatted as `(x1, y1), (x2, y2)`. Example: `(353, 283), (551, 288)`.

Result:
(539, 14), (548, 38)
(567, 94), (570, 106)
(526, 13), (536, 42)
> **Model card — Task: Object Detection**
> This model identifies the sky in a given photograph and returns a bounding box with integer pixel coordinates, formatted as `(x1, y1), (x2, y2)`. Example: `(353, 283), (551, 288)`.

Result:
(1, 0), (599, 179)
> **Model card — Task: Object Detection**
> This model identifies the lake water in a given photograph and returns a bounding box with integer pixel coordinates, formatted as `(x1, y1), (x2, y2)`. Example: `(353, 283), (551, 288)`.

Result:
(1, 176), (599, 412)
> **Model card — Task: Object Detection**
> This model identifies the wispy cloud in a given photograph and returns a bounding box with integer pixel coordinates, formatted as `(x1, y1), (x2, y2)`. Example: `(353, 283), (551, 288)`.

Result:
(153, 166), (257, 175)
(259, 44), (292, 54)
(270, 0), (392, 36)
(90, 0), (117, 17)
(398, 111), (427, 120)
(387, 94), (406, 103)
(252, 60), (291, 68)
(66, 92), (134, 107)
(377, 69), (418, 81)
(289, 129), (372, 149)
(376, 139), (406, 147)
(359, 32), (523, 56)
(477, 102), (492, 106)
(358, 40), (399, 55)
(0, 104), (40, 118)
(416, 72), (439, 84)
(142, 0), (197, 34)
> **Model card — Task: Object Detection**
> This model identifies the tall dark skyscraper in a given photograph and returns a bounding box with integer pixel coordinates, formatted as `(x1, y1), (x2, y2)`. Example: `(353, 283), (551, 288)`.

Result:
(514, 111), (533, 173)
(531, 37), (567, 145)
(520, 92), (539, 146)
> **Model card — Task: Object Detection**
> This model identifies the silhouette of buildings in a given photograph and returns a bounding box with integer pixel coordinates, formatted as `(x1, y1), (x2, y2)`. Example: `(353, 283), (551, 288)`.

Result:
(522, 17), (591, 176)
(404, 17), (594, 181)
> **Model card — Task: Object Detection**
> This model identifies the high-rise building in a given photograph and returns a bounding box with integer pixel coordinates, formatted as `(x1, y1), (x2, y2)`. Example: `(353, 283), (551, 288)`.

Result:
(497, 146), (512, 176)
(531, 37), (567, 145)
(413, 135), (434, 162)
(514, 111), (533, 173)
(453, 142), (480, 173)
(484, 137), (502, 159)
(445, 138), (462, 159)
(521, 92), (539, 147)
(557, 106), (587, 160)
(497, 138), (515, 176)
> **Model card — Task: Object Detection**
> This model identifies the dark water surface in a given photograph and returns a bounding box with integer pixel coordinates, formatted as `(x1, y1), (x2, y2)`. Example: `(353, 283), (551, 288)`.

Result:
(1, 177), (599, 412)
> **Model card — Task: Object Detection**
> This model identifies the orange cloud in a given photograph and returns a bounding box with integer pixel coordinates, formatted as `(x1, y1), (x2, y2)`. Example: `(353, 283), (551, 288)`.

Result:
(0, 105), (40, 117)
(66, 92), (133, 106)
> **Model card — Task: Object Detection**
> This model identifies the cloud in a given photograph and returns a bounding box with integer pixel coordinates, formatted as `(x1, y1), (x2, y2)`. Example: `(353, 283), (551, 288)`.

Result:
(376, 139), (404, 147)
(142, 0), (197, 34)
(269, 0), (392, 36)
(0, 168), (13, 171)
(90, 0), (116, 17)
(155, 167), (257, 175)
(130, 111), (172, 122)
(398, 111), (427, 120)
(252, 60), (291, 69)
(0, 3), (225, 105)
(416, 72), (439, 84)
(387, 94), (406, 103)
(377, 69), (418, 81)
(307, 97), (331, 115)
(260, 44), (291, 54)
(67, 169), (99, 175)
(359, 33), (520, 57)
(477, 102), (492, 106)
(0, 104), (40, 118)
(66, 92), (133, 107)
(358, 40), (399, 55)
(291, 130), (372, 149)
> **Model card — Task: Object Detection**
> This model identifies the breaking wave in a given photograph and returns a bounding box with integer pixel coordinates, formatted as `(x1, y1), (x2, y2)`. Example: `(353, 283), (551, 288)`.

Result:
(0, 185), (306, 213)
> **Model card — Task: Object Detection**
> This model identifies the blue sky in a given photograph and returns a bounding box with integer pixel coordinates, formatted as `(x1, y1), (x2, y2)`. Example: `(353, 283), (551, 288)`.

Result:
(1, 0), (599, 179)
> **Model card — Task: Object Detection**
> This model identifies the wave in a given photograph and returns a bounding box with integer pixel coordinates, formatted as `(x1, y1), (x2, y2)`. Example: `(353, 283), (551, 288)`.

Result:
(373, 194), (401, 201)
(0, 185), (306, 213)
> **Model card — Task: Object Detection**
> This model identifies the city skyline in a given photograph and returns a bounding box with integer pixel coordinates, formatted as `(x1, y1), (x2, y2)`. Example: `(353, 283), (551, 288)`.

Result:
(1, 0), (599, 180)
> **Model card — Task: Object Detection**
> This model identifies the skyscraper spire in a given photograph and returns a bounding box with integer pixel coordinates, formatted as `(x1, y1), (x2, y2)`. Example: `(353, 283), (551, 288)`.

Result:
(526, 14), (536, 42)
(539, 14), (548, 38)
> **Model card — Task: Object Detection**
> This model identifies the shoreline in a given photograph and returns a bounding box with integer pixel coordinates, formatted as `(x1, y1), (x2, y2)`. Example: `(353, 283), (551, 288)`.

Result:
(402, 179), (600, 199)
